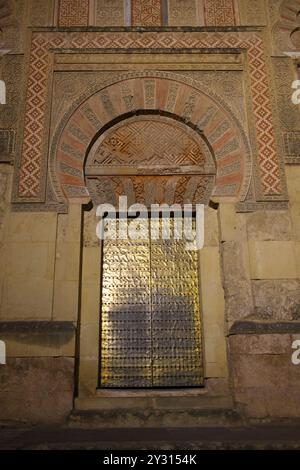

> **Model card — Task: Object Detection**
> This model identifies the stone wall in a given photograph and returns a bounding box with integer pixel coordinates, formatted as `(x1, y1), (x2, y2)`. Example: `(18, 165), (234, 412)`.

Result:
(0, 168), (80, 422)
(0, 198), (79, 422)
(0, 0), (299, 424)
(224, 167), (300, 420)
(230, 333), (300, 419)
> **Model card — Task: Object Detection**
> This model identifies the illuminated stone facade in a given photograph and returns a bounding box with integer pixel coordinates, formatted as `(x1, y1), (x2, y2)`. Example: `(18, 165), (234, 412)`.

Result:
(0, 0), (300, 425)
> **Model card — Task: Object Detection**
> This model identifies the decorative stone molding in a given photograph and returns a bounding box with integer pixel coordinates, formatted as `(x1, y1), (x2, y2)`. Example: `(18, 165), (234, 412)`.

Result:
(284, 131), (300, 163)
(13, 30), (285, 208)
(51, 72), (251, 204)
(0, 321), (76, 333)
(229, 320), (300, 335)
(0, 128), (15, 163)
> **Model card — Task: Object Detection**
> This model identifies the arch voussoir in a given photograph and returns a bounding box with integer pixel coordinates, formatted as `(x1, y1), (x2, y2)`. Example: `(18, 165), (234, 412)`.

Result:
(53, 72), (251, 204)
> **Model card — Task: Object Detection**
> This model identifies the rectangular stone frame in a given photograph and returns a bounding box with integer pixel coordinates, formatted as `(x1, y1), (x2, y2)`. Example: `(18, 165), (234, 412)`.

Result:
(77, 206), (229, 409)
(13, 27), (286, 205)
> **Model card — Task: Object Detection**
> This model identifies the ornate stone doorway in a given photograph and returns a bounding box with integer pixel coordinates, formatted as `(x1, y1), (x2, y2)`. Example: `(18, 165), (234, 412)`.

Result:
(99, 218), (203, 389)
(66, 78), (232, 405)
(84, 112), (210, 389)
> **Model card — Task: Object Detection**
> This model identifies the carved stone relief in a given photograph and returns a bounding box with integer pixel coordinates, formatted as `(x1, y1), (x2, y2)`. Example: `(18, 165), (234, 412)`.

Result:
(51, 72), (251, 206)
(13, 30), (284, 208)
(270, 0), (300, 55)
(85, 114), (216, 207)
(94, 0), (125, 26)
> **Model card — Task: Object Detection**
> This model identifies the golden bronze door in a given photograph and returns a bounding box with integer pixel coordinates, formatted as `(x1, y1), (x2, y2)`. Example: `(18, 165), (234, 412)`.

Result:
(99, 219), (203, 388)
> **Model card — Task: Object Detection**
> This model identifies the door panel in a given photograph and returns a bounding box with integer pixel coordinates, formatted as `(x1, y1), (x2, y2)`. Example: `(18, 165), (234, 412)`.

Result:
(151, 223), (203, 387)
(99, 218), (203, 388)
(101, 238), (152, 387)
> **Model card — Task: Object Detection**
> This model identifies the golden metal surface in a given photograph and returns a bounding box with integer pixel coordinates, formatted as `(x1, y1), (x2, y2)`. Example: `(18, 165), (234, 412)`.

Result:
(100, 219), (203, 388)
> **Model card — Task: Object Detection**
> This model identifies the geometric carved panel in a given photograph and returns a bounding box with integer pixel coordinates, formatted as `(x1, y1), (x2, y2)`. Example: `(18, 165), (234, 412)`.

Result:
(88, 118), (210, 168)
(284, 131), (300, 164)
(85, 115), (216, 207)
(203, 0), (238, 26)
(95, 0), (125, 26)
(131, 0), (162, 26)
(57, 0), (89, 27)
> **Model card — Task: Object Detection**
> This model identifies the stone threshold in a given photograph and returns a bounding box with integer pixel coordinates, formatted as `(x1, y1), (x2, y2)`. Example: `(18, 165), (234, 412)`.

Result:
(70, 404), (237, 428)
(5, 423), (300, 450)
(74, 395), (233, 414)
(96, 388), (206, 398)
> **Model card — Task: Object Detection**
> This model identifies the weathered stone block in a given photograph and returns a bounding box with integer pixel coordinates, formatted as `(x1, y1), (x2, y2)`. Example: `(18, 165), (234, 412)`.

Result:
(204, 206), (219, 247)
(221, 241), (254, 321)
(83, 207), (100, 248)
(218, 203), (236, 242)
(1, 278), (54, 320)
(289, 203), (300, 242)
(246, 211), (292, 241)
(199, 247), (228, 377)
(7, 212), (57, 243)
(82, 247), (101, 283)
(80, 281), (100, 325)
(230, 333), (293, 355)
(55, 241), (81, 282)
(56, 204), (81, 243)
(52, 280), (79, 321)
(0, 321), (76, 357)
(78, 358), (99, 397)
(286, 166), (300, 203)
(5, 242), (55, 280)
(252, 280), (300, 320)
(248, 241), (297, 280)
(0, 357), (74, 423)
(229, 333), (300, 418)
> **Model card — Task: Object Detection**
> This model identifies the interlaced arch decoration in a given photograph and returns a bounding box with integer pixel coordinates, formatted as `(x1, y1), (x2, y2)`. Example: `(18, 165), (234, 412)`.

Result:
(50, 72), (252, 205)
